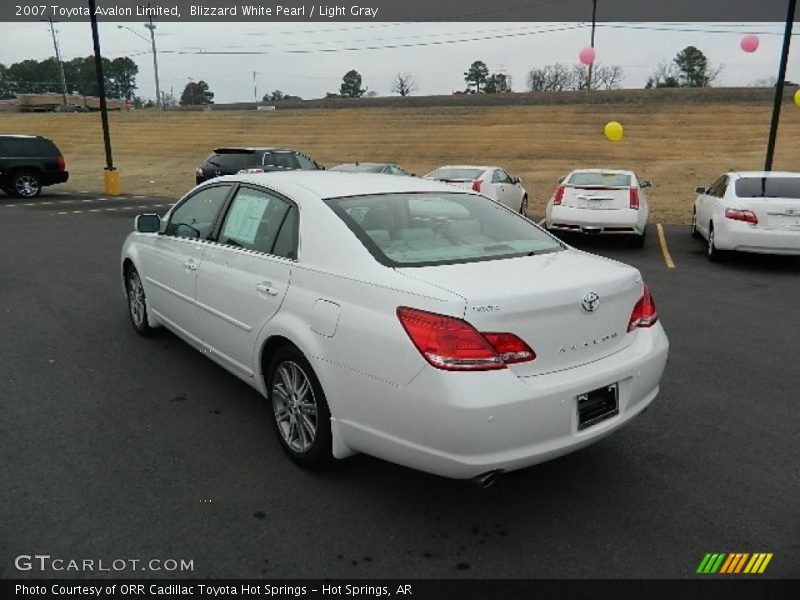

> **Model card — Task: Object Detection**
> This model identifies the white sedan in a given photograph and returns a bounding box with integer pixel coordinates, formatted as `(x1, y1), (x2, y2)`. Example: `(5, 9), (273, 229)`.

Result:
(545, 169), (651, 246)
(425, 165), (529, 214)
(692, 171), (800, 260)
(121, 172), (668, 481)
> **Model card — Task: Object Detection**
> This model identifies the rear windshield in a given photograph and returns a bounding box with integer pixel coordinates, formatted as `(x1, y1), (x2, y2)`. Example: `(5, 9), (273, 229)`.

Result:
(333, 164), (385, 173)
(426, 168), (484, 181)
(205, 151), (262, 172)
(326, 192), (563, 267)
(735, 177), (800, 199)
(568, 172), (632, 187)
(263, 152), (300, 169)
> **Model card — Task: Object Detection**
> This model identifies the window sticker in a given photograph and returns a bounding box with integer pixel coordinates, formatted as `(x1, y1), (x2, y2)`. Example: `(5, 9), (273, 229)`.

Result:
(222, 192), (270, 245)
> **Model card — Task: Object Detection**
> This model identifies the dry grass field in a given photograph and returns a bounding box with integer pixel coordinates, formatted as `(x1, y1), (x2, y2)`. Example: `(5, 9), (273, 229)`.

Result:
(3, 100), (799, 223)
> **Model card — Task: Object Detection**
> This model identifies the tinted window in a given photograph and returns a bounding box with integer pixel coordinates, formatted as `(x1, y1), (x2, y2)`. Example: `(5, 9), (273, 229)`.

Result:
(272, 207), (298, 259)
(568, 172), (632, 187)
(492, 170), (513, 184)
(735, 177), (800, 199)
(426, 168), (485, 181)
(294, 153), (319, 170)
(327, 192), (563, 267)
(707, 176), (726, 197)
(205, 151), (260, 172)
(0, 137), (58, 157)
(166, 185), (231, 238)
(218, 188), (292, 254)
(262, 152), (299, 169)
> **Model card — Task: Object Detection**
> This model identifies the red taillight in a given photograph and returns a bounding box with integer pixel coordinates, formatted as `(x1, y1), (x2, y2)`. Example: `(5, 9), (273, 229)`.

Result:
(629, 187), (640, 210)
(472, 179), (482, 193)
(553, 185), (565, 205)
(56, 155), (66, 171)
(725, 208), (758, 224)
(628, 284), (658, 332)
(396, 307), (535, 371)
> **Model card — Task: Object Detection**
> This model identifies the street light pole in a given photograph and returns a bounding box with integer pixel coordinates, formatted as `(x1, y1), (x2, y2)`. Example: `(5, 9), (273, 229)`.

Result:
(43, 17), (69, 105)
(764, 0), (796, 171)
(587, 0), (598, 94)
(144, 14), (162, 110)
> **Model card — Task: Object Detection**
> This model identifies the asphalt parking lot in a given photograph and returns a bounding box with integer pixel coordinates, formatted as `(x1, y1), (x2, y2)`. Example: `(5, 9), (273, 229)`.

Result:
(1, 191), (798, 579)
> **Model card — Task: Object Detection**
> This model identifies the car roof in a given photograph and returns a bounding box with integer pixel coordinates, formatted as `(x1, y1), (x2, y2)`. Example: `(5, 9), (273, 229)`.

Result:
(211, 170), (468, 200)
(212, 147), (299, 153)
(0, 135), (40, 139)
(334, 162), (391, 167)
(729, 171), (800, 178)
(569, 168), (636, 176)
(431, 165), (494, 171)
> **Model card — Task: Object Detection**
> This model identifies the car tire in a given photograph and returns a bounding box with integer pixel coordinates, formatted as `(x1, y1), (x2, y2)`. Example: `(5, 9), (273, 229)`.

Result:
(10, 171), (42, 198)
(519, 194), (528, 215)
(706, 223), (726, 262)
(125, 266), (157, 336)
(267, 345), (332, 469)
(691, 209), (701, 239)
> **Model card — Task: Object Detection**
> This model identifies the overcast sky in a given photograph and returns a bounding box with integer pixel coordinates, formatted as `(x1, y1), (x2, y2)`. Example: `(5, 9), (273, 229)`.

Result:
(0, 21), (797, 102)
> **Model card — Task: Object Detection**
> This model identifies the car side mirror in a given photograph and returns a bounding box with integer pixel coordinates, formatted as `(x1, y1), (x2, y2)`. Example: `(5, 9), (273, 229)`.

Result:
(136, 213), (161, 233)
(558, 177), (565, 184)
(640, 180), (652, 188)
(513, 176), (521, 185)
(695, 186), (707, 194)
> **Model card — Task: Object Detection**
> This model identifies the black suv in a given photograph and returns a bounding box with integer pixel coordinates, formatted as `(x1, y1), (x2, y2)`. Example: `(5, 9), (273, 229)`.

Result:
(0, 135), (69, 198)
(195, 147), (323, 185)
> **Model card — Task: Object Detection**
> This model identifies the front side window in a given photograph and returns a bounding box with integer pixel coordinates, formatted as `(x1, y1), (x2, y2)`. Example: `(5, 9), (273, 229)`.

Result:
(326, 192), (563, 267)
(218, 187), (293, 255)
(707, 176), (726, 197)
(492, 170), (513, 184)
(294, 153), (318, 170)
(165, 185), (231, 239)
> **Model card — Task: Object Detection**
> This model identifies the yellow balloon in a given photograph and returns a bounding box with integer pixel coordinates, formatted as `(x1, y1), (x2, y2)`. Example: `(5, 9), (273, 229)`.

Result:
(604, 121), (624, 141)
(795, 88), (800, 107)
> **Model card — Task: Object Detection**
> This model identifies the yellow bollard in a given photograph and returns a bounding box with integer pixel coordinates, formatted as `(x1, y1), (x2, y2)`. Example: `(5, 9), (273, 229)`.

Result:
(104, 168), (120, 196)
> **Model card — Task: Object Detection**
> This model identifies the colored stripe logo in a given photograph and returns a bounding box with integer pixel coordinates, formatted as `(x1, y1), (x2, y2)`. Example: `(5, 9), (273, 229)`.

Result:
(697, 553), (773, 574)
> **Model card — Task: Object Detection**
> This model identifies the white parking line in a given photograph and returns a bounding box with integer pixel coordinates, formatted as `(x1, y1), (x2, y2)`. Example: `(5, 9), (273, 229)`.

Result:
(49, 204), (167, 216)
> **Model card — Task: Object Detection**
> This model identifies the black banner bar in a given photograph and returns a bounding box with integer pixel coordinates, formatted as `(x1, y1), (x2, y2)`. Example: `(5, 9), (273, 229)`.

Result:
(3, 0), (798, 22)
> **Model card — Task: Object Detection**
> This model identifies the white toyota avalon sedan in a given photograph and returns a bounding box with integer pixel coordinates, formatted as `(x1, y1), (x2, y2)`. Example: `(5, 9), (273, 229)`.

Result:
(121, 172), (668, 481)
(545, 169), (651, 246)
(692, 171), (800, 260)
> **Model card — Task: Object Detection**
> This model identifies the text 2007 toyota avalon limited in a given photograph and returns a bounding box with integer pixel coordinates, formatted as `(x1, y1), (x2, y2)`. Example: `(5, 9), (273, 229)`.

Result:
(121, 172), (668, 481)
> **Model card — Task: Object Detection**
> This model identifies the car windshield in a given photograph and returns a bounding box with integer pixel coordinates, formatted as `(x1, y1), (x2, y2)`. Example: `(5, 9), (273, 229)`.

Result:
(206, 151), (261, 172)
(326, 192), (563, 267)
(735, 177), (800, 199)
(426, 168), (485, 181)
(568, 172), (632, 187)
(333, 164), (385, 173)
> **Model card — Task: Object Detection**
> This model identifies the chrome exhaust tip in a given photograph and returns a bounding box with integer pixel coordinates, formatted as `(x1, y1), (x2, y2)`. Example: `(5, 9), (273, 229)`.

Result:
(472, 470), (504, 488)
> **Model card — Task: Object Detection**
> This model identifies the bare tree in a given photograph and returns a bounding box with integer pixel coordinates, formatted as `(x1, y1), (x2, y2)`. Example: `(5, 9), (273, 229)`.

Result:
(571, 64), (624, 91)
(526, 63), (572, 92)
(391, 73), (416, 97)
(528, 63), (623, 92)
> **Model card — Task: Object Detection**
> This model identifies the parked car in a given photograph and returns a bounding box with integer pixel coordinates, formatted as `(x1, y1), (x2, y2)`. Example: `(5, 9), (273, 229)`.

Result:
(424, 165), (528, 214)
(545, 169), (651, 247)
(195, 147), (323, 185)
(692, 171), (800, 260)
(0, 135), (69, 198)
(122, 172), (668, 481)
(331, 162), (411, 176)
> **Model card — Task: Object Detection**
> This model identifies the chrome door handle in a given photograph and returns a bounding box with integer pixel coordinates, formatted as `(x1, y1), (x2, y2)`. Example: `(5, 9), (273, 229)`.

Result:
(256, 282), (279, 296)
(184, 260), (198, 271)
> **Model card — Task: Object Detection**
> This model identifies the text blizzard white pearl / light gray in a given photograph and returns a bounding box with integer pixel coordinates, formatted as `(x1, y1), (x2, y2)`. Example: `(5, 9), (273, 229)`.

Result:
(188, 5), (381, 18)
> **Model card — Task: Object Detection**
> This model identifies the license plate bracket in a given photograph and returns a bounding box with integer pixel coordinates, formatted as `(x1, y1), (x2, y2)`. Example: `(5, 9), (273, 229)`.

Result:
(577, 383), (619, 430)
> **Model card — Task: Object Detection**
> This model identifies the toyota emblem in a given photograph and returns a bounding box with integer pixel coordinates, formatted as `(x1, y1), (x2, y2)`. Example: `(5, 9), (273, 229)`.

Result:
(581, 292), (600, 313)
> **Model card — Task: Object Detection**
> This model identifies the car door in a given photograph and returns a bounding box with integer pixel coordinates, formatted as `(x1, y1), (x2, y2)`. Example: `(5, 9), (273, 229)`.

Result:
(697, 176), (723, 236)
(194, 185), (297, 378)
(491, 169), (519, 209)
(140, 184), (232, 340)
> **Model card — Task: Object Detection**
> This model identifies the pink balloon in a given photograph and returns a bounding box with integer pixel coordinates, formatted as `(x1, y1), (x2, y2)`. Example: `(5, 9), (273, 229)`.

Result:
(579, 47), (596, 66)
(740, 34), (760, 53)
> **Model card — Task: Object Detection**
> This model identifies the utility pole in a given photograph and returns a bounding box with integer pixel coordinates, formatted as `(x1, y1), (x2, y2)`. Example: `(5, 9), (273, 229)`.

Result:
(144, 10), (162, 110)
(587, 0), (598, 95)
(764, 0), (796, 171)
(88, 0), (118, 195)
(253, 71), (258, 102)
(43, 17), (68, 104)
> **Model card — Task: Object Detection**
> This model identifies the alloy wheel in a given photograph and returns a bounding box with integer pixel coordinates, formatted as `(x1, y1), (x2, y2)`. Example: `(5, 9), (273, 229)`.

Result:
(15, 174), (40, 198)
(127, 271), (146, 327)
(272, 361), (318, 453)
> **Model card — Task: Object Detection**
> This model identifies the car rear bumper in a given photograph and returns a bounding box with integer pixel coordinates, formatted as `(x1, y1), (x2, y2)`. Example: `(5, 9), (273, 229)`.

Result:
(715, 222), (800, 255)
(325, 324), (669, 479)
(547, 206), (643, 235)
(41, 171), (69, 185)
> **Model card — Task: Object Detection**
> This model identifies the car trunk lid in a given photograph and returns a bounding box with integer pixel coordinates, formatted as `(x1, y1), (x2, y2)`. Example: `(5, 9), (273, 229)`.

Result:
(561, 185), (631, 210)
(397, 250), (643, 377)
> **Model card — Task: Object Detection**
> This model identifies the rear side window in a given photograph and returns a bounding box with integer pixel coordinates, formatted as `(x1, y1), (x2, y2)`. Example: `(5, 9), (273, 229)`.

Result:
(263, 152), (299, 169)
(166, 185), (231, 239)
(0, 137), (58, 157)
(427, 168), (485, 181)
(205, 151), (260, 172)
(735, 177), (800, 199)
(327, 192), (563, 267)
(294, 153), (319, 170)
(568, 172), (632, 187)
(218, 187), (293, 255)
